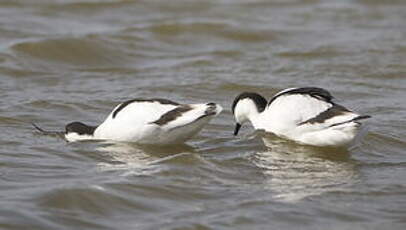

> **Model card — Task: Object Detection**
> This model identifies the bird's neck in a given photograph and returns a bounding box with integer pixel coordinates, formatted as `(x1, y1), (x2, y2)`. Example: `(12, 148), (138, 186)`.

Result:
(247, 111), (262, 128)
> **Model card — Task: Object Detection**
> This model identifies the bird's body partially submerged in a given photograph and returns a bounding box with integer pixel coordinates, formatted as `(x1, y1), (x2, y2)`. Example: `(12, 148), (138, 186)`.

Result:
(61, 98), (222, 145)
(232, 87), (370, 147)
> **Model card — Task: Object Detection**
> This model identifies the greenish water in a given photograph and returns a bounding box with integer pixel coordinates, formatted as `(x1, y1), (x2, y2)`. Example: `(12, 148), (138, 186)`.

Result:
(1, 0), (405, 229)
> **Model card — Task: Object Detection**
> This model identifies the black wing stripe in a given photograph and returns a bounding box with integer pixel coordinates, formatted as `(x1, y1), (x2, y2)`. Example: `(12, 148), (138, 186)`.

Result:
(268, 87), (334, 106)
(112, 98), (179, 119)
(166, 107), (217, 131)
(151, 105), (192, 126)
(298, 104), (350, 125)
(329, 115), (371, 127)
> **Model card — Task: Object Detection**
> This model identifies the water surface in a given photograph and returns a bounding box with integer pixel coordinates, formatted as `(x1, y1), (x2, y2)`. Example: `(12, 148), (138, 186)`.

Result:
(1, 0), (406, 229)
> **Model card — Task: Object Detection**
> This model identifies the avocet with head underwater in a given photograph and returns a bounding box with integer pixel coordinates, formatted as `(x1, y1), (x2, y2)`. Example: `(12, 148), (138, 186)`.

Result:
(231, 87), (370, 147)
(34, 98), (222, 145)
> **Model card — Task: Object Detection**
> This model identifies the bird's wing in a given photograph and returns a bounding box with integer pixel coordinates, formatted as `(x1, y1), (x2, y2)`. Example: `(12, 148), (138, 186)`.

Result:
(261, 88), (359, 130)
(151, 103), (221, 131)
(94, 99), (179, 140)
(110, 98), (179, 121)
(268, 87), (334, 106)
(98, 99), (178, 130)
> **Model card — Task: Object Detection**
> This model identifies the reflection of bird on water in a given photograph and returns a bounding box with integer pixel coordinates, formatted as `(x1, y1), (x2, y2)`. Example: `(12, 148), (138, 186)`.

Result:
(95, 142), (196, 174)
(250, 137), (358, 202)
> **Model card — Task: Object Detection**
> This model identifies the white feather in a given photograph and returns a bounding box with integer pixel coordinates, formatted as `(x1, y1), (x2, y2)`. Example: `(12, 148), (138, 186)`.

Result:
(94, 101), (175, 141)
(66, 100), (222, 145)
(234, 88), (369, 147)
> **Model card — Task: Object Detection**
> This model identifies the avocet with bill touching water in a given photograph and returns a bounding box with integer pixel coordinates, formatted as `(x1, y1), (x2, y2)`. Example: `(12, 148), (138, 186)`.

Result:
(34, 98), (222, 145)
(231, 87), (370, 147)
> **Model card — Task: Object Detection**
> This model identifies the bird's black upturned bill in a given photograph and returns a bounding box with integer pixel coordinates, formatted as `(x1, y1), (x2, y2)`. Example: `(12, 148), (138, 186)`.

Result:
(32, 123), (65, 138)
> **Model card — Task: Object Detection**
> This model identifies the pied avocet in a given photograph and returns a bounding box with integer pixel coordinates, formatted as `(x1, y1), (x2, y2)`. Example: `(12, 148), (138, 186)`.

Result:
(231, 87), (370, 147)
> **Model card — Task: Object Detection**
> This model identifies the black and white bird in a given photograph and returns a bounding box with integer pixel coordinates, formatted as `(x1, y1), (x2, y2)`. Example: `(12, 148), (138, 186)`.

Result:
(231, 87), (370, 147)
(35, 98), (222, 145)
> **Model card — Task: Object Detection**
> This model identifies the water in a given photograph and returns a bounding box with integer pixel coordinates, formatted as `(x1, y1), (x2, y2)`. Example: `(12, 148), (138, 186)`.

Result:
(1, 0), (406, 229)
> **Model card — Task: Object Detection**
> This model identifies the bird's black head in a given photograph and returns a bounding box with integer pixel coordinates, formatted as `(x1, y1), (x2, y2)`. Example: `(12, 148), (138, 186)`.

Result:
(65, 122), (97, 135)
(231, 92), (267, 136)
(231, 92), (267, 114)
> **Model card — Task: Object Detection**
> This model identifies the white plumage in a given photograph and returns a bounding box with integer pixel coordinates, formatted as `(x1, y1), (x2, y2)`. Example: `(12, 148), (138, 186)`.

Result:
(63, 98), (222, 145)
(232, 87), (370, 147)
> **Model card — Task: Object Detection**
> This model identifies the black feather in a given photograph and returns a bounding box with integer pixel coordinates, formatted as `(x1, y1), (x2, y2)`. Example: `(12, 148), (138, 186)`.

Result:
(65, 122), (97, 135)
(151, 105), (193, 126)
(112, 98), (179, 119)
(268, 87), (334, 106)
(298, 104), (349, 125)
(232, 92), (268, 114)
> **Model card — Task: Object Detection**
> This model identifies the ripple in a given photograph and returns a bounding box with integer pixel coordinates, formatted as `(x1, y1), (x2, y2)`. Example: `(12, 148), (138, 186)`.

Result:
(37, 186), (158, 214)
(1, 0), (406, 229)
(253, 152), (357, 202)
(11, 37), (132, 69)
(52, 0), (133, 9)
(356, 0), (406, 5)
(0, 116), (26, 125)
(149, 22), (279, 43)
(276, 45), (346, 59)
(94, 142), (195, 176)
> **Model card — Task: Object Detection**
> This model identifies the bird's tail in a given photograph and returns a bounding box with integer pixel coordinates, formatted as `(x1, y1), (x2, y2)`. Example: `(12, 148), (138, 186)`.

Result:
(205, 103), (223, 116)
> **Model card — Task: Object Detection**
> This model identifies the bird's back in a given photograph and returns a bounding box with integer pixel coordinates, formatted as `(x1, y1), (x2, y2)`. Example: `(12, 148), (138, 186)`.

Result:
(94, 100), (222, 144)
(256, 93), (335, 133)
(253, 88), (368, 147)
(94, 100), (177, 141)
